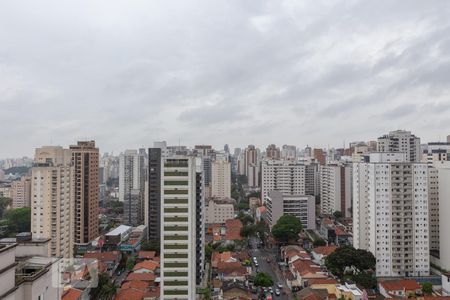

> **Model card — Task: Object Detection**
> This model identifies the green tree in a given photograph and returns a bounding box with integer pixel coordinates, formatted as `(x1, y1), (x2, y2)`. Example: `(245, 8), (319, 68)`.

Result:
(333, 211), (343, 219)
(313, 239), (327, 247)
(237, 212), (254, 226)
(205, 243), (214, 261)
(254, 272), (274, 287)
(421, 282), (433, 295)
(90, 273), (116, 300)
(325, 246), (375, 277)
(272, 215), (303, 244)
(0, 197), (11, 218)
(237, 201), (249, 210)
(353, 272), (377, 289)
(5, 207), (31, 234)
(140, 239), (160, 255)
(240, 225), (256, 238)
(126, 256), (135, 270)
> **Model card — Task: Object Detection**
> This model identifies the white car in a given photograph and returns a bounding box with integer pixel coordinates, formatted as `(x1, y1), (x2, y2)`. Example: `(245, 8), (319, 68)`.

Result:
(277, 283), (283, 289)
(275, 289), (281, 296)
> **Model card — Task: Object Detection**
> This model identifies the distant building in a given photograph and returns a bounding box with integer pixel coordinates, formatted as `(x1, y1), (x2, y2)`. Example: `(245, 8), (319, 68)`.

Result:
(32, 146), (73, 258)
(205, 199), (234, 224)
(11, 176), (31, 208)
(314, 148), (326, 165)
(247, 164), (260, 188)
(319, 164), (352, 217)
(211, 160), (231, 199)
(377, 130), (421, 162)
(261, 159), (305, 202)
(70, 141), (99, 245)
(266, 191), (315, 229)
(281, 145), (297, 160)
(266, 144), (281, 160)
(119, 150), (145, 226)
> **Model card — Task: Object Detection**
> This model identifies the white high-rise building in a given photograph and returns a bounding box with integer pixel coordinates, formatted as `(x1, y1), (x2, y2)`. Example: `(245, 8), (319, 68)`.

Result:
(353, 153), (429, 277)
(119, 150), (145, 226)
(281, 145), (297, 161)
(261, 159), (305, 202)
(319, 164), (352, 217)
(428, 161), (450, 271)
(377, 130), (421, 162)
(211, 160), (231, 199)
(31, 146), (74, 258)
(160, 156), (203, 299)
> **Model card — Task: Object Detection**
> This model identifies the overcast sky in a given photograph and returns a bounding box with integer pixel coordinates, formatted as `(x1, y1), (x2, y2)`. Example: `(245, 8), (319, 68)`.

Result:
(1, 0), (450, 158)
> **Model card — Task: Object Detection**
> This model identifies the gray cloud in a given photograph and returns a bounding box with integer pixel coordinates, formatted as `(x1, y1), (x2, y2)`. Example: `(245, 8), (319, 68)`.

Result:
(1, 0), (450, 157)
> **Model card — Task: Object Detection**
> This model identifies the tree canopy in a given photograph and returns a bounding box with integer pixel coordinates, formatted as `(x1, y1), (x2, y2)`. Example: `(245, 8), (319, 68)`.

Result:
(325, 246), (375, 276)
(325, 246), (376, 289)
(253, 272), (274, 287)
(4, 207), (31, 234)
(421, 282), (433, 295)
(272, 215), (303, 244)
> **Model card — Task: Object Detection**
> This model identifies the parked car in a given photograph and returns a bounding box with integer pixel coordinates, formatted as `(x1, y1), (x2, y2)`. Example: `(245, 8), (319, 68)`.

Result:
(275, 289), (280, 296)
(277, 283), (283, 289)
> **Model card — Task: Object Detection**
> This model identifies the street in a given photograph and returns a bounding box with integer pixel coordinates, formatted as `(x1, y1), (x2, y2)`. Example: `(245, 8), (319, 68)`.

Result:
(249, 237), (292, 300)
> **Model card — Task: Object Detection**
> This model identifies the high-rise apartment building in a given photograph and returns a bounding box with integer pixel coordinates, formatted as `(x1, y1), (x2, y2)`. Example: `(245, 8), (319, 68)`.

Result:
(435, 162), (450, 271)
(314, 148), (326, 165)
(146, 148), (162, 244)
(319, 164), (352, 217)
(305, 162), (320, 197)
(377, 130), (421, 162)
(353, 153), (429, 277)
(119, 149), (145, 226)
(266, 191), (315, 229)
(11, 176), (31, 208)
(247, 164), (260, 188)
(244, 145), (258, 176)
(261, 159), (305, 202)
(31, 146), (73, 258)
(160, 156), (203, 299)
(422, 142), (450, 166)
(281, 145), (297, 160)
(211, 159), (231, 199)
(266, 144), (281, 160)
(70, 141), (99, 245)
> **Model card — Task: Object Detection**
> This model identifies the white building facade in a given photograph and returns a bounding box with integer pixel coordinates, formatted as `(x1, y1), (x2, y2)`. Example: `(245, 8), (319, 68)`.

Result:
(353, 153), (429, 277)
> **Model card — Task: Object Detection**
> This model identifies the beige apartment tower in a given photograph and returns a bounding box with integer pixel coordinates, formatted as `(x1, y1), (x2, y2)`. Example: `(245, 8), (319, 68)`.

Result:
(70, 141), (99, 245)
(211, 159), (231, 199)
(11, 176), (31, 208)
(32, 146), (74, 258)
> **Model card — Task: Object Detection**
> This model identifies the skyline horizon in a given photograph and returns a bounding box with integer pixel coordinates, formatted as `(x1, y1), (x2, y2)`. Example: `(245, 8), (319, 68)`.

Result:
(2, 128), (450, 159)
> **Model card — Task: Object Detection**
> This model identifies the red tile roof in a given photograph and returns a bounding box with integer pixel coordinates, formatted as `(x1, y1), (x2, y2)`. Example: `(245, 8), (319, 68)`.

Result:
(138, 251), (156, 259)
(380, 279), (421, 292)
(292, 260), (324, 277)
(122, 280), (150, 290)
(313, 246), (338, 256)
(114, 288), (146, 300)
(133, 260), (159, 272)
(225, 219), (243, 241)
(217, 261), (247, 276)
(308, 278), (339, 285)
(126, 272), (156, 282)
(62, 288), (83, 300)
(83, 251), (120, 262)
(335, 227), (350, 236)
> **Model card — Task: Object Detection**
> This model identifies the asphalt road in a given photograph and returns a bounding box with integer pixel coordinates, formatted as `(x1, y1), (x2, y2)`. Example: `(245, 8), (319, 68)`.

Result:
(249, 237), (292, 300)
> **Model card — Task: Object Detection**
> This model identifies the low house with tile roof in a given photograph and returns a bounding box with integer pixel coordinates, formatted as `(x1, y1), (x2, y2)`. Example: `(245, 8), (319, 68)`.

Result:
(311, 246), (337, 265)
(282, 245), (311, 264)
(217, 261), (249, 282)
(379, 279), (422, 298)
(137, 251), (156, 261)
(133, 259), (159, 274)
(62, 288), (84, 300)
(125, 272), (156, 282)
(211, 251), (238, 268)
(222, 281), (252, 300)
(289, 260), (328, 288)
(83, 251), (121, 276)
(225, 219), (243, 241)
(308, 278), (339, 295)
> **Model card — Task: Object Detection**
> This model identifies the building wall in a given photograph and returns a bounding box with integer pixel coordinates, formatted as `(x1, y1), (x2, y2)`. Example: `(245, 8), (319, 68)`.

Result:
(11, 176), (31, 208)
(266, 191), (315, 229)
(32, 146), (73, 258)
(205, 200), (234, 224)
(377, 130), (421, 162)
(261, 160), (305, 202)
(353, 160), (429, 277)
(211, 160), (231, 199)
(437, 164), (450, 270)
(70, 141), (99, 244)
(160, 156), (197, 299)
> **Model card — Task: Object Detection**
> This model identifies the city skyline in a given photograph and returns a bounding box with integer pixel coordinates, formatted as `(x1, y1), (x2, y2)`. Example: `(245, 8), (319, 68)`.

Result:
(2, 1), (450, 157)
